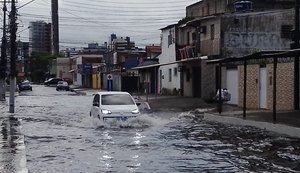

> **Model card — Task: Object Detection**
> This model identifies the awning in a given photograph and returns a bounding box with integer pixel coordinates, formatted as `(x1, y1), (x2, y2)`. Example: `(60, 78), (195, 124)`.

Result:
(131, 56), (208, 70)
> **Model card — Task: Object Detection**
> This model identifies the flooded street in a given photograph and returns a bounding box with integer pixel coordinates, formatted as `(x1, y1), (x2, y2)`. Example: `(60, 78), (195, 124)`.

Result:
(0, 85), (300, 173)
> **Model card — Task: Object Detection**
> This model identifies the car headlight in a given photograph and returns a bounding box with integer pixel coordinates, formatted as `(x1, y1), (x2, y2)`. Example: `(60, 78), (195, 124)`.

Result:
(101, 109), (112, 114)
(131, 109), (139, 114)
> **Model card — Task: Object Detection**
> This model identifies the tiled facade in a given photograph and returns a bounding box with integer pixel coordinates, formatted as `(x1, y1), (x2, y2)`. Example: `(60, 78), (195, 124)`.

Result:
(237, 62), (294, 111)
(267, 62), (294, 110)
(238, 64), (260, 109)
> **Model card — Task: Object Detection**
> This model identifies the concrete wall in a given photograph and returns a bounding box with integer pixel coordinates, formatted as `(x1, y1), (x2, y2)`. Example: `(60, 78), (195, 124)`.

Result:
(160, 64), (180, 94)
(200, 17), (221, 56)
(183, 66), (193, 97)
(186, 0), (229, 17)
(159, 26), (181, 94)
(186, 0), (294, 18)
(56, 58), (72, 79)
(160, 26), (177, 64)
(222, 9), (294, 58)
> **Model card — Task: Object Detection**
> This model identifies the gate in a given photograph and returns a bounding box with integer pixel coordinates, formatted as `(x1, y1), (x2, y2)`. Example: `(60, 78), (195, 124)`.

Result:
(121, 76), (138, 92)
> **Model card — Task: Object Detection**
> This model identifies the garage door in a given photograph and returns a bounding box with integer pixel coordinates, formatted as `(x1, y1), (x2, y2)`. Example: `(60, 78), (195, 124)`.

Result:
(226, 69), (238, 105)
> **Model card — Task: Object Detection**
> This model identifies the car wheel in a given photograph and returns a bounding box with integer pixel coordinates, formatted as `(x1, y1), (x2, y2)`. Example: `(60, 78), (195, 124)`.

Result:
(98, 115), (101, 119)
(56, 88), (59, 91)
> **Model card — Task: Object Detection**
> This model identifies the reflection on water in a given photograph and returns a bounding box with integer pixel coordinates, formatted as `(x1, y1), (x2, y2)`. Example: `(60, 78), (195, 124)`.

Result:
(1, 85), (300, 172)
(0, 116), (28, 173)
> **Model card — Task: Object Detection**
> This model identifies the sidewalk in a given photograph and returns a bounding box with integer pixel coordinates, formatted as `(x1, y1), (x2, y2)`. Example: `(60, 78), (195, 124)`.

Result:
(134, 94), (300, 138)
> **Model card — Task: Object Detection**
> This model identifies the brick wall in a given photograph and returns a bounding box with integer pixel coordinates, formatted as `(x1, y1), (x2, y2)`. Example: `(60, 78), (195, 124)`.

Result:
(238, 65), (260, 109)
(267, 62), (294, 110)
(237, 62), (294, 111)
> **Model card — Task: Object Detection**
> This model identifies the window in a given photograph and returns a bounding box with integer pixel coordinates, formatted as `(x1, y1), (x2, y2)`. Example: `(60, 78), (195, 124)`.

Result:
(101, 94), (135, 105)
(192, 32), (197, 41)
(93, 94), (100, 106)
(174, 67), (178, 76)
(210, 24), (215, 40)
(169, 69), (172, 82)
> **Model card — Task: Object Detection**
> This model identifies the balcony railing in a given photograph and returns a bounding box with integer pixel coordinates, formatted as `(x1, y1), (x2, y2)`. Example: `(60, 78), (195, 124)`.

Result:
(178, 45), (197, 60)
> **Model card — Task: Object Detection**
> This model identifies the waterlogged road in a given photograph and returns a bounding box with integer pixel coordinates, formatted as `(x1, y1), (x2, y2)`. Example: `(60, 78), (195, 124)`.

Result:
(0, 85), (300, 173)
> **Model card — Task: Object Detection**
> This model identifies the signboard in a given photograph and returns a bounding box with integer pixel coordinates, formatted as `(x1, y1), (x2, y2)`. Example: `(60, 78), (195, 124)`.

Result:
(82, 64), (92, 74)
(107, 74), (113, 80)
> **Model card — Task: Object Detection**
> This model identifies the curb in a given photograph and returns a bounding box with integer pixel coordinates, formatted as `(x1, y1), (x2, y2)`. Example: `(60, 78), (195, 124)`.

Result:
(204, 113), (300, 138)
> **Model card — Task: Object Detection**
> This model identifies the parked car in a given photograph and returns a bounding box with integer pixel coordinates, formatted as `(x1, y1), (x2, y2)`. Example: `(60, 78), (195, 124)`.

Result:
(90, 91), (140, 121)
(56, 81), (70, 91)
(62, 78), (73, 85)
(18, 80), (32, 91)
(44, 78), (63, 86)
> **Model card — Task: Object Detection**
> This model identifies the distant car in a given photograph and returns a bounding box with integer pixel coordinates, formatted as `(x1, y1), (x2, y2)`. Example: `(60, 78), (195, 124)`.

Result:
(90, 91), (140, 121)
(62, 78), (73, 85)
(44, 78), (63, 86)
(18, 80), (32, 91)
(56, 81), (70, 91)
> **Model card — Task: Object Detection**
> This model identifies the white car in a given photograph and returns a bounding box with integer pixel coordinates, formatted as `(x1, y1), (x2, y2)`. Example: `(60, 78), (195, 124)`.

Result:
(90, 91), (140, 121)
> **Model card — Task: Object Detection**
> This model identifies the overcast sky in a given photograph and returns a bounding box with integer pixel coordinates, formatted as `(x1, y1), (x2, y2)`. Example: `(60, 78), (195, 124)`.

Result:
(16, 0), (199, 49)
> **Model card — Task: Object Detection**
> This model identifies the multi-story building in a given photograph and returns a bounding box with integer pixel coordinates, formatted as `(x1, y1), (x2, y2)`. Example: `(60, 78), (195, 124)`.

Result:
(174, 0), (295, 102)
(103, 34), (146, 92)
(29, 21), (52, 54)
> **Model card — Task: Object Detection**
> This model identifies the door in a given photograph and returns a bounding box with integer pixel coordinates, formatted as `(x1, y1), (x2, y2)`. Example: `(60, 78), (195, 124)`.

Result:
(193, 67), (201, 98)
(226, 69), (238, 105)
(259, 68), (267, 109)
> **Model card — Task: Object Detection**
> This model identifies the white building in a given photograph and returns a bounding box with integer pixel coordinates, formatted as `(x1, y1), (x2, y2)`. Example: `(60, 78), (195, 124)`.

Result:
(158, 24), (181, 95)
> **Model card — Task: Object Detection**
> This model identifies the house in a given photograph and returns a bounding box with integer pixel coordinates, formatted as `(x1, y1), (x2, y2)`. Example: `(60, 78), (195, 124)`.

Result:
(158, 24), (181, 95)
(220, 9), (295, 110)
(69, 55), (104, 88)
(175, 0), (295, 103)
(56, 58), (73, 83)
(134, 45), (161, 94)
(102, 34), (146, 92)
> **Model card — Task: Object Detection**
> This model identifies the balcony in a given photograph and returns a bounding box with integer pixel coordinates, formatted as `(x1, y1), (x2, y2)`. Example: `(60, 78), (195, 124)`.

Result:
(178, 45), (198, 60)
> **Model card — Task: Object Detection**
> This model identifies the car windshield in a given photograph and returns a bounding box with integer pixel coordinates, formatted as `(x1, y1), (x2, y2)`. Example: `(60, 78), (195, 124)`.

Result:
(101, 94), (135, 105)
(58, 81), (64, 84)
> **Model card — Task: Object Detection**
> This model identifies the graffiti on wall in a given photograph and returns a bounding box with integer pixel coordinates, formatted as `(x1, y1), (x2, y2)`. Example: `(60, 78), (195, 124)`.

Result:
(224, 32), (283, 49)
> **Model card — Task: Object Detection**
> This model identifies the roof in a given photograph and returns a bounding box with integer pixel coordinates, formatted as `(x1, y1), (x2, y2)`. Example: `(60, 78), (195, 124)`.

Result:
(132, 56), (208, 70)
(96, 91), (131, 95)
(146, 46), (161, 53)
(160, 24), (177, 30)
(180, 15), (217, 28)
(206, 49), (298, 64)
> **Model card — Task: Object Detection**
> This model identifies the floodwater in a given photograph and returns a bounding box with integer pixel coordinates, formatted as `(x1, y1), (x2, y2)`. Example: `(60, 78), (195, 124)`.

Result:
(0, 85), (299, 173)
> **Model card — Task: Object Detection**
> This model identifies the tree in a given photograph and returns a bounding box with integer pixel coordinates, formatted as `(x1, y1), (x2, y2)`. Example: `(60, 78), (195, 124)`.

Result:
(29, 52), (57, 83)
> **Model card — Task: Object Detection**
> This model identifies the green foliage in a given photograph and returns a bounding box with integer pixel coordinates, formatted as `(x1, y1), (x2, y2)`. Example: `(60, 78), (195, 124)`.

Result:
(29, 52), (57, 83)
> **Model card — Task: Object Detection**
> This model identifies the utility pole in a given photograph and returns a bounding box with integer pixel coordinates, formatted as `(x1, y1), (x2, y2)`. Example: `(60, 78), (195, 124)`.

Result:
(292, 0), (300, 110)
(52, 0), (59, 55)
(9, 0), (17, 113)
(0, 0), (7, 101)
